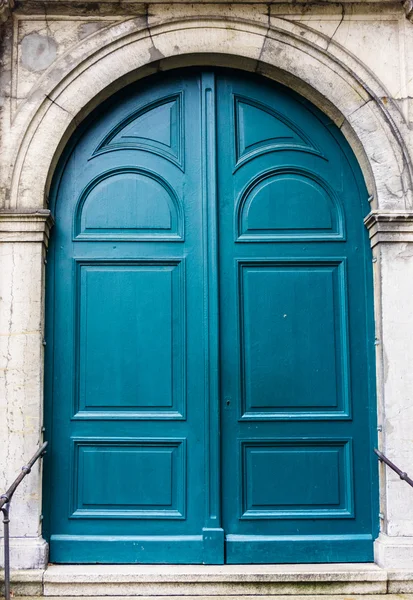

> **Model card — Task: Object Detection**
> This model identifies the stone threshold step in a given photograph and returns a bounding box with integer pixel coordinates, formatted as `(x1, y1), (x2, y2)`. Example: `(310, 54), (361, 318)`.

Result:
(45, 563), (387, 581)
(4, 565), (413, 596)
(43, 564), (387, 596)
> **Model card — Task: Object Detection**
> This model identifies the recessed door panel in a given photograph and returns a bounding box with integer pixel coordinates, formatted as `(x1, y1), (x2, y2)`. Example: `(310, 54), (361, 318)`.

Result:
(71, 439), (185, 519)
(76, 261), (185, 418)
(241, 440), (353, 518)
(75, 169), (183, 240)
(238, 260), (350, 418)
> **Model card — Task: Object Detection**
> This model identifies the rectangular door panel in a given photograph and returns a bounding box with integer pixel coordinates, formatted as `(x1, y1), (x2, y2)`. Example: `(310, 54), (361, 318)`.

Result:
(238, 260), (350, 419)
(76, 261), (185, 419)
(240, 439), (353, 519)
(70, 438), (186, 519)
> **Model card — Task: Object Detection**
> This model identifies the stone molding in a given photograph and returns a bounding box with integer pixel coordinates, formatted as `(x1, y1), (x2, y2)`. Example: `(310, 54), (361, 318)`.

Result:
(0, 210), (54, 245)
(3, 0), (413, 23)
(364, 211), (413, 247)
(6, 18), (412, 214)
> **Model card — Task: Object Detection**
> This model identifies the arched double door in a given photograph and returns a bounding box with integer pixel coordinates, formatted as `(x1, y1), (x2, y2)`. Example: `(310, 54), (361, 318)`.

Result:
(45, 69), (377, 564)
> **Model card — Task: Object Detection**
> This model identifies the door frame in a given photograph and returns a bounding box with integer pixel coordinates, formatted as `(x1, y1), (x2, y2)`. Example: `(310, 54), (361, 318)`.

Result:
(4, 16), (410, 568)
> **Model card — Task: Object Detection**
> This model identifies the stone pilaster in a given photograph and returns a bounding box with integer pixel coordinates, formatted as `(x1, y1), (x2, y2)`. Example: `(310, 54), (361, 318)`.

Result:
(365, 211), (413, 569)
(0, 210), (53, 569)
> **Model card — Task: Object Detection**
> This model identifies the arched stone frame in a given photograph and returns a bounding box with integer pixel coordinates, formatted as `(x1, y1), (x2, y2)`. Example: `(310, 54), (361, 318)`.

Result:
(6, 18), (413, 212)
(3, 16), (413, 569)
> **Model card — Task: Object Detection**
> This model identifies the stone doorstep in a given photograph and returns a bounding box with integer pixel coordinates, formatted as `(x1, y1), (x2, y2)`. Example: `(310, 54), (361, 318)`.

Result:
(44, 564), (386, 596)
(1, 565), (413, 596)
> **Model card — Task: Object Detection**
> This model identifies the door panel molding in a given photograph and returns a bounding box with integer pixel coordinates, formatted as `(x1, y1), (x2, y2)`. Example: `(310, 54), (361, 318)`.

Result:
(236, 258), (351, 421)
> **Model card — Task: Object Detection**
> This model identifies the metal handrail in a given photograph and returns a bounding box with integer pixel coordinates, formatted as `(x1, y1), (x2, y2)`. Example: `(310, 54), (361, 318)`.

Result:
(374, 448), (413, 488)
(1, 442), (48, 600)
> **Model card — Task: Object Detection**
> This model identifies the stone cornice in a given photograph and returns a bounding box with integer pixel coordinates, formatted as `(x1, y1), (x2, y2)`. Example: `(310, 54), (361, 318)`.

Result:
(364, 211), (413, 247)
(4, 1), (412, 26)
(0, 210), (54, 245)
(8, 0), (412, 10)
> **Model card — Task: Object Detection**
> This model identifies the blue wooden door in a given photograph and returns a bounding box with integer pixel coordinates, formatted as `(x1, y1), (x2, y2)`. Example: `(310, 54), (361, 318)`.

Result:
(217, 72), (377, 563)
(46, 72), (211, 563)
(45, 69), (377, 564)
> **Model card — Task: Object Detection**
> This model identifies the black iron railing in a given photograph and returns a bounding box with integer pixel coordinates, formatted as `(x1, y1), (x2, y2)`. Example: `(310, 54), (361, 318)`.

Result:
(1, 442), (48, 600)
(374, 448), (413, 488)
(0, 444), (410, 600)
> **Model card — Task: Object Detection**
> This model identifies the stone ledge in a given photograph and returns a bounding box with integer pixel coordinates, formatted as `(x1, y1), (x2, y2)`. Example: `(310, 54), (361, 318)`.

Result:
(364, 211), (413, 248)
(0, 210), (54, 245)
(43, 582), (388, 596)
(6, 564), (413, 596)
(387, 570), (413, 593)
(0, 569), (43, 597)
(42, 564), (387, 597)
(43, 563), (387, 583)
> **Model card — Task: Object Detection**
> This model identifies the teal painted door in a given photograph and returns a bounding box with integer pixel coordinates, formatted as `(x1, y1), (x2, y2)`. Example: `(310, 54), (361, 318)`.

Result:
(45, 69), (377, 564)
(217, 73), (377, 563)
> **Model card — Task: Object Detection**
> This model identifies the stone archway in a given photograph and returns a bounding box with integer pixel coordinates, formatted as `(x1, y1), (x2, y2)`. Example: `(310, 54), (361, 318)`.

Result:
(2, 16), (413, 569)
(5, 18), (412, 213)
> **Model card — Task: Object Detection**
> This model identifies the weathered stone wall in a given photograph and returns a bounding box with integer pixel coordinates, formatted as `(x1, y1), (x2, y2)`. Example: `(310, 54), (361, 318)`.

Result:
(1, 0), (413, 570)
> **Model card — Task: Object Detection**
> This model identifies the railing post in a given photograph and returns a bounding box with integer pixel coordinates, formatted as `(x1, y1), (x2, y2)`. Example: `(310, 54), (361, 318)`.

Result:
(1, 500), (10, 600)
(0, 442), (48, 600)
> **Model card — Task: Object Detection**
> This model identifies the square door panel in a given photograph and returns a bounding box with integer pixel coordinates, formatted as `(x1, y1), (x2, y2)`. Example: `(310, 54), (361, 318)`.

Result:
(74, 260), (185, 419)
(70, 438), (186, 518)
(240, 439), (354, 519)
(238, 260), (350, 419)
